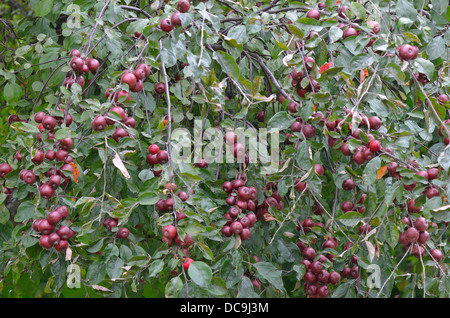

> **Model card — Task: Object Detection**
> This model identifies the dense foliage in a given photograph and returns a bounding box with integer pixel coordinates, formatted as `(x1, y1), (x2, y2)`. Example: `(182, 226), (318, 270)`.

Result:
(0, 0), (449, 298)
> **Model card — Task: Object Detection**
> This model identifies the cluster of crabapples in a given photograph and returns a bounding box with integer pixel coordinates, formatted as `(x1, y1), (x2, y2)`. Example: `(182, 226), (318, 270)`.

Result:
(398, 216), (443, 261)
(295, 220), (367, 298)
(32, 206), (75, 251)
(146, 143), (169, 177)
(17, 110), (76, 199)
(65, 48), (100, 89)
(296, 230), (343, 298)
(102, 217), (130, 239)
(160, 0), (191, 33)
(221, 176), (258, 241)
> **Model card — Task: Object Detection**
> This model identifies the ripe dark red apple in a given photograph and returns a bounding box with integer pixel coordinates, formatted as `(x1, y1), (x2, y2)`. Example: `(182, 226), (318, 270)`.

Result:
(55, 240), (69, 251)
(177, 0), (190, 13)
(233, 143), (245, 158)
(338, 5), (350, 18)
(32, 219), (42, 232)
(162, 224), (177, 239)
(70, 57), (84, 72)
(148, 144), (160, 155)
(367, 20), (381, 34)
(387, 161), (398, 176)
(39, 235), (52, 249)
(39, 183), (54, 199)
(343, 27), (358, 39)
(160, 18), (174, 32)
(59, 137), (73, 151)
(240, 227), (251, 240)
(314, 164), (324, 176)
(405, 227), (420, 243)
(369, 139), (381, 152)
(130, 80), (144, 93)
(157, 150), (169, 164)
(426, 167), (439, 180)
(87, 58), (100, 72)
(136, 63), (150, 78)
(155, 82), (165, 94)
(303, 270), (317, 284)
(34, 111), (46, 123)
(352, 149), (366, 165)
(430, 249), (443, 262)
(42, 115), (57, 130)
(70, 49), (81, 58)
(164, 198), (174, 211)
(0, 163), (12, 179)
(48, 232), (61, 246)
(112, 127), (128, 142)
(306, 9), (320, 20)
(92, 115), (107, 131)
(57, 225), (73, 240)
(38, 219), (54, 235)
(310, 261), (323, 274)
(398, 44), (417, 61)
(303, 56), (315, 71)
(302, 247), (316, 260)
(425, 187), (440, 199)
(117, 227), (130, 239)
(47, 210), (63, 225)
(230, 221), (243, 235)
(342, 178), (355, 191)
(121, 72), (137, 89)
(133, 68), (146, 81)
(302, 124), (316, 138)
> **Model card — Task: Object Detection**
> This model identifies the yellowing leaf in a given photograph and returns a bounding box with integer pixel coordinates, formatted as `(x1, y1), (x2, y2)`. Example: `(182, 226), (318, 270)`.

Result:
(112, 152), (131, 179)
(360, 68), (369, 82)
(376, 165), (387, 179)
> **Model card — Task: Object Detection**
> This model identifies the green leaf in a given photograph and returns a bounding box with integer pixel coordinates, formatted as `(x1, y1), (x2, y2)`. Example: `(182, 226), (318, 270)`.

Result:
(395, 0), (417, 21)
(413, 58), (435, 80)
(238, 276), (260, 298)
(349, 2), (366, 20)
(34, 0), (54, 17)
(213, 51), (240, 80)
(4, 83), (23, 104)
(253, 262), (284, 292)
(14, 201), (35, 223)
(338, 211), (363, 227)
(148, 259), (165, 278)
(295, 140), (312, 171)
(187, 261), (212, 288)
(227, 25), (248, 44)
(426, 36), (445, 61)
(267, 111), (294, 131)
(137, 192), (159, 205)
